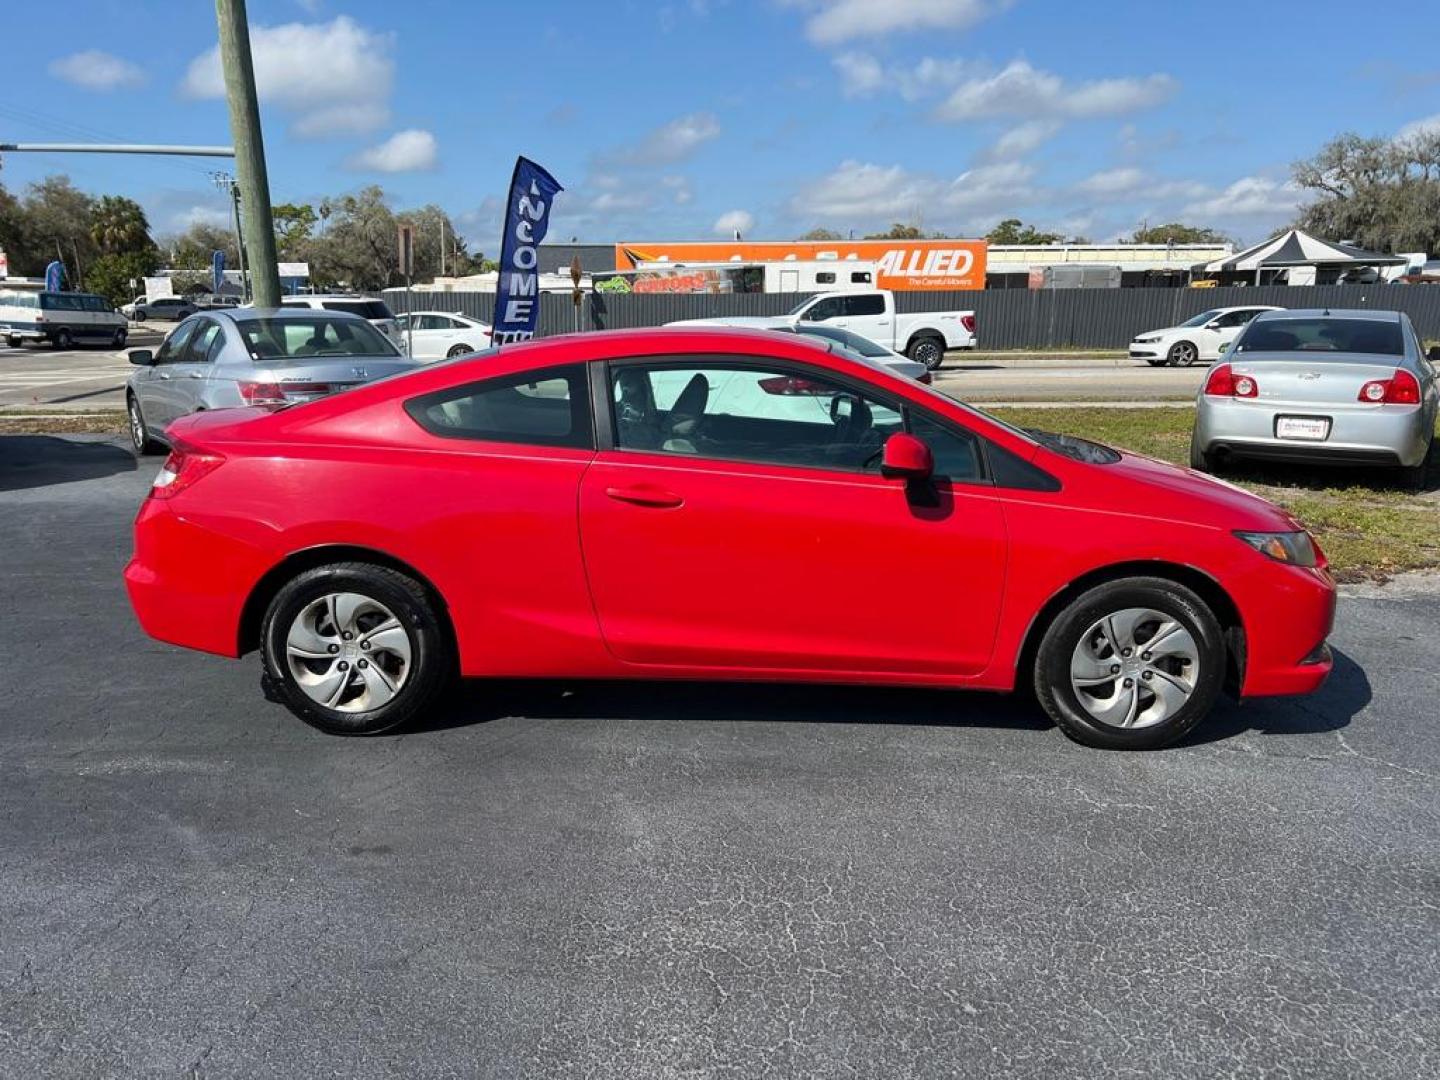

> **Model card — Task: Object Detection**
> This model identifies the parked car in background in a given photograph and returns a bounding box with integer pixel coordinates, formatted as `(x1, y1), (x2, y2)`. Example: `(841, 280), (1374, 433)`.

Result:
(280, 295), (404, 350)
(1396, 260), (1440, 285)
(1129, 306), (1282, 367)
(0, 289), (129, 349)
(670, 288), (976, 370)
(125, 307), (419, 456)
(1191, 309), (1438, 487)
(395, 311), (494, 360)
(125, 326), (1335, 751)
(664, 316), (929, 381)
(126, 296), (200, 322)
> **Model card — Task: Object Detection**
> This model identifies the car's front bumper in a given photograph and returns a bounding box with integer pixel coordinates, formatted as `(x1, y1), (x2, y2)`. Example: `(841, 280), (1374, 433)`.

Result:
(1232, 559), (1336, 698)
(1196, 397), (1431, 468)
(1128, 343), (1161, 359)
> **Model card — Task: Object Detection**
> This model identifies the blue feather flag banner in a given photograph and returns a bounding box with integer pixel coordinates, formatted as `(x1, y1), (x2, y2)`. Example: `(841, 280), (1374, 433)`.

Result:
(492, 157), (564, 345)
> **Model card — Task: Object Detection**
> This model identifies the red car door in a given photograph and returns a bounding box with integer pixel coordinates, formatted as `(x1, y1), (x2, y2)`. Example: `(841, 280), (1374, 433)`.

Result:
(578, 360), (1008, 677)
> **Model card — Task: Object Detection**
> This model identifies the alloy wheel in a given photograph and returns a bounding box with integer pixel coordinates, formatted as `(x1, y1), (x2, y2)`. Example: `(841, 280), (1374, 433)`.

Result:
(128, 399), (147, 453)
(285, 592), (413, 712)
(1068, 607), (1199, 729)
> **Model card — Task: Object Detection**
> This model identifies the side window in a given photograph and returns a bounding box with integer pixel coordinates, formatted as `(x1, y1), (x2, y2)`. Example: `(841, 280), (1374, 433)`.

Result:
(417, 314), (448, 331)
(815, 272), (836, 285)
(804, 297), (843, 322)
(611, 362), (903, 472)
(844, 294), (886, 317)
(405, 363), (592, 449)
(185, 321), (222, 363)
(908, 412), (983, 483)
(850, 271), (873, 284)
(155, 320), (198, 364)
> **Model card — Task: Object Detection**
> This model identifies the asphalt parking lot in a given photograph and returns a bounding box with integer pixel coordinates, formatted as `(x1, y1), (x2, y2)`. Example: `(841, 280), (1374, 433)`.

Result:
(2, 434), (1438, 1079)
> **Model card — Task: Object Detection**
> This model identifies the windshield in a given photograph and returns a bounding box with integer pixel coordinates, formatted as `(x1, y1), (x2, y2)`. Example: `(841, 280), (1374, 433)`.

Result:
(237, 316), (399, 361)
(786, 296), (815, 317)
(1236, 318), (1403, 356)
(1179, 309), (1222, 328)
(799, 325), (890, 358)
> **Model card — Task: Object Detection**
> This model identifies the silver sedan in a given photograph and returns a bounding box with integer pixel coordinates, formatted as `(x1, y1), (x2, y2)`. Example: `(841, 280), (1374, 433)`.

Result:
(126, 307), (420, 455)
(1190, 308), (1438, 485)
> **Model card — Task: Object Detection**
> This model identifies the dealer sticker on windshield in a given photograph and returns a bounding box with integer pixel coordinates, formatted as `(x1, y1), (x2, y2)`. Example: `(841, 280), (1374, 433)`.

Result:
(1276, 416), (1331, 441)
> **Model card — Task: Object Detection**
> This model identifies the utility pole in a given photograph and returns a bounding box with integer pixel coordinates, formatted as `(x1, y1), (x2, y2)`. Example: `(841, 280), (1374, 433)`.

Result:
(214, 0), (280, 307)
(212, 172), (249, 302)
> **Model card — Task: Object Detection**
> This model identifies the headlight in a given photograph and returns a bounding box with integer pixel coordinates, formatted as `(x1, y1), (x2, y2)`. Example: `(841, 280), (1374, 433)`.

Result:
(1234, 530), (1318, 567)
(1134, 335), (1159, 344)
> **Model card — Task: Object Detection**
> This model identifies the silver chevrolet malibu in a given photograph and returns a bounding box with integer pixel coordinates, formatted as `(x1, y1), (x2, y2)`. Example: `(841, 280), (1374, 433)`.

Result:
(1190, 308), (1438, 486)
(126, 307), (421, 455)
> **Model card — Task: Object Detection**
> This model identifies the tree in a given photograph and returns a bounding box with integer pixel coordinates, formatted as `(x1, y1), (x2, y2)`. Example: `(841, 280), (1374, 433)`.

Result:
(1292, 131), (1440, 253)
(395, 203), (465, 281)
(1130, 222), (1227, 245)
(797, 227), (843, 241)
(864, 223), (924, 240)
(21, 176), (98, 283)
(272, 202), (318, 260)
(87, 249), (161, 307)
(986, 218), (1064, 245)
(163, 223), (240, 273)
(90, 196), (153, 255)
(311, 186), (399, 290)
(0, 183), (38, 275)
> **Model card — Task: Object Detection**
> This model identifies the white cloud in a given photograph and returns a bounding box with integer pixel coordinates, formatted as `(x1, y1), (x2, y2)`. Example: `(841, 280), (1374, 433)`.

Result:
(1396, 114), (1440, 142)
(714, 209), (755, 236)
(347, 129), (438, 173)
(661, 175), (694, 205)
(181, 16), (394, 137)
(791, 158), (1035, 226)
(833, 52), (885, 97)
(625, 112), (721, 164)
(936, 60), (1176, 121)
(47, 51), (145, 91)
(1074, 167), (1148, 196)
(987, 119), (1061, 160)
(790, 0), (998, 45)
(1181, 176), (1302, 220)
(833, 52), (971, 100)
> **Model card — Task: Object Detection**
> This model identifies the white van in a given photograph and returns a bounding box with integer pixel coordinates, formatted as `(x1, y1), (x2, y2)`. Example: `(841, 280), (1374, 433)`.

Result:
(0, 290), (130, 349)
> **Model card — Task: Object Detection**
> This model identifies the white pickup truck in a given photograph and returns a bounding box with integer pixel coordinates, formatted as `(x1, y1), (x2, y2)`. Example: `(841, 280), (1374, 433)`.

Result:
(674, 289), (975, 371)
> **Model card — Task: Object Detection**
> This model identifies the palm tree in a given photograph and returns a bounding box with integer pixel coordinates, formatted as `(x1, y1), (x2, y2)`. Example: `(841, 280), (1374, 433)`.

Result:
(90, 196), (153, 255)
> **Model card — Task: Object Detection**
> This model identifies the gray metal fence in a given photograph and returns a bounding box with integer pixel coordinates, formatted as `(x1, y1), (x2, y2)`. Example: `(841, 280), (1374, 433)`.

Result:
(383, 285), (1440, 351)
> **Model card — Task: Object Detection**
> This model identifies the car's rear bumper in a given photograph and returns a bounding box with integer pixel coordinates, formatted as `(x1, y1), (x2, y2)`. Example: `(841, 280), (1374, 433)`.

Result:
(1196, 397), (1430, 467)
(124, 500), (259, 658)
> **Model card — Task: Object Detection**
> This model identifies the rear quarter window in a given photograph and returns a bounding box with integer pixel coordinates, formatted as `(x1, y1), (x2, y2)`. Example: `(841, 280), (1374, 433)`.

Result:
(404, 363), (592, 449)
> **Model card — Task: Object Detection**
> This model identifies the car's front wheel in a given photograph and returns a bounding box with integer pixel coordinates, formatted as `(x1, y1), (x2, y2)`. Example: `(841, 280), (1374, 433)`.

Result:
(1033, 577), (1225, 749)
(260, 563), (454, 735)
(1167, 340), (1198, 366)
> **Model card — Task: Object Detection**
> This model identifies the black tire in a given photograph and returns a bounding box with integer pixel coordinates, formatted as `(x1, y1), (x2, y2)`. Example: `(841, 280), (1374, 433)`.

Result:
(133, 310), (147, 322)
(1398, 441), (1431, 490)
(447, 344), (471, 358)
(127, 394), (164, 455)
(260, 562), (454, 735)
(1033, 576), (1226, 750)
(1188, 432), (1219, 472)
(1145, 355), (1168, 367)
(113, 328), (128, 349)
(54, 329), (74, 350)
(907, 335), (946, 371)
(5, 335), (20, 348)
(1167, 340), (1198, 367)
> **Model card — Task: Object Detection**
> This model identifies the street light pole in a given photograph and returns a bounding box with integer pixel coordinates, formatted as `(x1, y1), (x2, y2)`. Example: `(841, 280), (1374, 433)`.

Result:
(214, 0), (280, 308)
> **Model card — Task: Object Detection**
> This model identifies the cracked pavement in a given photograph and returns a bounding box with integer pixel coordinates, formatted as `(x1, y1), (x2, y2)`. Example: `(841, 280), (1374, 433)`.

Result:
(2, 435), (1437, 1078)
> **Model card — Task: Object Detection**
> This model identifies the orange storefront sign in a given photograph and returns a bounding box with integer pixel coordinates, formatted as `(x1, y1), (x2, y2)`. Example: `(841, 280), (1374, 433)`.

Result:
(615, 239), (988, 291)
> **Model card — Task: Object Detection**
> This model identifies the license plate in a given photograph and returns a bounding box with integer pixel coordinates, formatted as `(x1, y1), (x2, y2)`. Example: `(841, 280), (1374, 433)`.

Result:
(1276, 416), (1330, 441)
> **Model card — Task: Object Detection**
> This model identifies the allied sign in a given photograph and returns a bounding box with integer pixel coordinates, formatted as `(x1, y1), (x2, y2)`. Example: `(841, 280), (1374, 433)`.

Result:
(614, 239), (988, 291)
(492, 157), (564, 345)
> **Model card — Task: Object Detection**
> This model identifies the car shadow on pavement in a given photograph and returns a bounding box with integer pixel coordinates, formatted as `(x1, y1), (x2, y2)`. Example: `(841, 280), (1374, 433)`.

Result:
(1179, 646), (1371, 746)
(0, 435), (136, 493)
(414, 679), (1052, 736)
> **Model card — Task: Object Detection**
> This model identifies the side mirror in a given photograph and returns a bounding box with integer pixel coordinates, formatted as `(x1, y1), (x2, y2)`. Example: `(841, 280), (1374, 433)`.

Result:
(880, 432), (934, 481)
(128, 349), (155, 366)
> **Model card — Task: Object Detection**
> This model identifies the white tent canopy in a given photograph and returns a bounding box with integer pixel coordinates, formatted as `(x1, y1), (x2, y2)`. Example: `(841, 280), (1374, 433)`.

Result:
(1197, 229), (1403, 273)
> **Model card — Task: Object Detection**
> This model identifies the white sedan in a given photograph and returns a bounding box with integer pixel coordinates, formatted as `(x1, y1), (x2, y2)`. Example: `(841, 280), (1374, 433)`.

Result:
(396, 311), (493, 361)
(1129, 306), (1282, 367)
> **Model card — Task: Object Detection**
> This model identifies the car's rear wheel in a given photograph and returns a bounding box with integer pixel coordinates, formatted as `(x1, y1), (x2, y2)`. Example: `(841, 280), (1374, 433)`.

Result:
(447, 344), (471, 358)
(113, 328), (128, 349)
(53, 329), (74, 350)
(261, 563), (453, 735)
(1033, 577), (1225, 749)
(1167, 340), (1198, 366)
(127, 394), (163, 455)
(907, 335), (946, 371)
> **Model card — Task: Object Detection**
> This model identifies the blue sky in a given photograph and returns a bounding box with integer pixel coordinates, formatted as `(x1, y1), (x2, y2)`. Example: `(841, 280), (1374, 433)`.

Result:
(3, 0), (1438, 252)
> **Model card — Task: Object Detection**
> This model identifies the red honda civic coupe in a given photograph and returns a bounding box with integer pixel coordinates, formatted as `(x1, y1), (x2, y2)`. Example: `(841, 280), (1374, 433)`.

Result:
(125, 327), (1335, 749)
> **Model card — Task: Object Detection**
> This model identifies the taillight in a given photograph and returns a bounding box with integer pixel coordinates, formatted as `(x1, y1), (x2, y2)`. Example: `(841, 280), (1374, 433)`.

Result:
(1203, 363), (1258, 398)
(150, 441), (224, 500)
(1357, 369), (1420, 405)
(961, 314), (976, 334)
(237, 380), (332, 405)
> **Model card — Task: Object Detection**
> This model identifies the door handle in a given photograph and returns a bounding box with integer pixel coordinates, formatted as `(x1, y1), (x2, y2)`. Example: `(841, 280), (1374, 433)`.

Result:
(187, 371), (205, 379)
(157, 372), (172, 380)
(604, 485), (684, 508)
